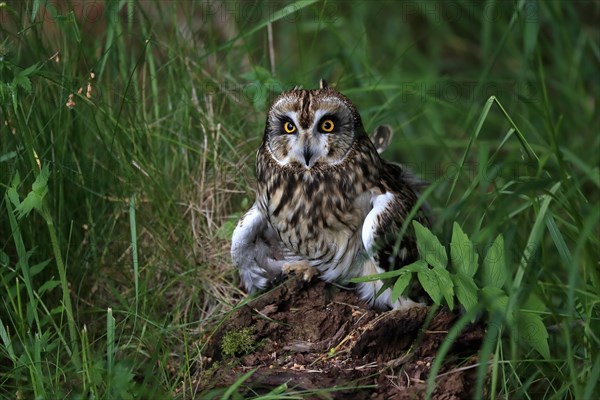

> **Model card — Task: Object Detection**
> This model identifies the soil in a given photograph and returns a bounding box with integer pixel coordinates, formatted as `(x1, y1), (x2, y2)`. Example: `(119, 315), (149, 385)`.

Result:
(195, 275), (486, 399)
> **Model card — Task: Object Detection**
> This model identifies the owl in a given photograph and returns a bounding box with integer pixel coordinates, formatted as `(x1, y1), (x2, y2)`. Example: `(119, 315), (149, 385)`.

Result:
(231, 80), (430, 309)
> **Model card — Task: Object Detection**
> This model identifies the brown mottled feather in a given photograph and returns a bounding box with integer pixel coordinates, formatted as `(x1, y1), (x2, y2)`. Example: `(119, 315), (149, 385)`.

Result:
(233, 83), (430, 309)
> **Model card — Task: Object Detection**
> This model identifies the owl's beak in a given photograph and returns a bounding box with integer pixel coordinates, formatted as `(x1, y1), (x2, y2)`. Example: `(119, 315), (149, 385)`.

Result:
(303, 145), (314, 168)
(290, 134), (321, 168)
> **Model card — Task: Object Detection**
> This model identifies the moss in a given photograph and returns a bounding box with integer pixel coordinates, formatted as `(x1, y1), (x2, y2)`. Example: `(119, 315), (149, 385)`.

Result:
(220, 328), (256, 357)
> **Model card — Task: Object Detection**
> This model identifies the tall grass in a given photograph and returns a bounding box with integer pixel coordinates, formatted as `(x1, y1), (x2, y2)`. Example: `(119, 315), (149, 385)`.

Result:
(0, 0), (598, 398)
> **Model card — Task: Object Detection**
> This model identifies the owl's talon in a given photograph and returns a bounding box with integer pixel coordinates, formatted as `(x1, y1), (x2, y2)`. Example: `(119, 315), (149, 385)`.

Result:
(282, 260), (319, 282)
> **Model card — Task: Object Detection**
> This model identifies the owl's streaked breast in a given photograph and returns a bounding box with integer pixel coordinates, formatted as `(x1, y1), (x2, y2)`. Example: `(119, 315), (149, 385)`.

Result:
(257, 140), (381, 281)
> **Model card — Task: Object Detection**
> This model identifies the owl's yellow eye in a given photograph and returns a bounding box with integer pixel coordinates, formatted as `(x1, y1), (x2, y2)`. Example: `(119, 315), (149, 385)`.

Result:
(283, 121), (296, 134)
(320, 119), (335, 132)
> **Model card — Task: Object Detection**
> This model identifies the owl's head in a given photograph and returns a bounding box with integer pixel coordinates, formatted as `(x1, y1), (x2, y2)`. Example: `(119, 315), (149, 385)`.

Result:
(263, 80), (367, 169)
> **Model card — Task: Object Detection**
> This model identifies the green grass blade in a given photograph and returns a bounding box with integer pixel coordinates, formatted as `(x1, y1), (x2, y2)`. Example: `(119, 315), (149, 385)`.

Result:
(130, 194), (139, 313)
(0, 318), (16, 362)
(222, 368), (258, 400)
(446, 96), (495, 204)
(513, 181), (561, 290)
(4, 194), (42, 338)
(545, 214), (572, 267)
(107, 307), (115, 391)
(583, 355), (600, 400)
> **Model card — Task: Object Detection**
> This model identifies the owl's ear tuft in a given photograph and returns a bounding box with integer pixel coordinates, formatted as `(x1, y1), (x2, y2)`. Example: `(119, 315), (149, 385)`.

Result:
(319, 79), (329, 89)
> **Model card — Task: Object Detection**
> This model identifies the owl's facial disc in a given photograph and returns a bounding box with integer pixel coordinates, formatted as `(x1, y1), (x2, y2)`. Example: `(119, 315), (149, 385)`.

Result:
(277, 111), (332, 168)
(266, 91), (357, 169)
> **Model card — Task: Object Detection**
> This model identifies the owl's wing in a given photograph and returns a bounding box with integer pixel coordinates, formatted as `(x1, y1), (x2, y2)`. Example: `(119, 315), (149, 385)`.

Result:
(362, 166), (429, 270)
(231, 202), (296, 293)
(358, 162), (430, 309)
(361, 191), (420, 273)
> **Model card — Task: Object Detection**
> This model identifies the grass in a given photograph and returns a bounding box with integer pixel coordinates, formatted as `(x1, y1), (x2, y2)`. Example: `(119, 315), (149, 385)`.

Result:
(0, 0), (598, 398)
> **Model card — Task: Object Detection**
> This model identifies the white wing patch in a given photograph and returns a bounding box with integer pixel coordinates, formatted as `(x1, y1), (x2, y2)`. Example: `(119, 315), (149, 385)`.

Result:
(358, 192), (425, 310)
(361, 192), (395, 257)
(231, 203), (264, 267)
(231, 202), (302, 293)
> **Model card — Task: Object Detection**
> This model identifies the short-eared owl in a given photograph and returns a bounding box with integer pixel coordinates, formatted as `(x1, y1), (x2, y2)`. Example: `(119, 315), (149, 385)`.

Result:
(231, 80), (430, 309)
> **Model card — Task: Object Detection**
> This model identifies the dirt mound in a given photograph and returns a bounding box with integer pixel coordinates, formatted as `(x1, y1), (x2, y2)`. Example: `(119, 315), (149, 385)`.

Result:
(197, 275), (486, 399)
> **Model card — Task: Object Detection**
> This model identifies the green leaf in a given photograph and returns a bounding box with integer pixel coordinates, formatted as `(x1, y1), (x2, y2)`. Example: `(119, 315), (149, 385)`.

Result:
(0, 320), (16, 361)
(391, 271), (412, 302)
(481, 234), (506, 288)
(432, 266), (454, 310)
(109, 363), (135, 399)
(515, 311), (550, 360)
(452, 273), (478, 313)
(450, 222), (479, 277)
(7, 187), (20, 208)
(418, 269), (442, 305)
(8, 63), (38, 99)
(413, 221), (448, 269)
(10, 171), (21, 187)
(481, 286), (509, 314)
(15, 191), (44, 219)
(25, 297), (37, 326)
(13, 75), (31, 92)
(523, 292), (546, 313)
(38, 279), (60, 295)
(7, 172), (21, 207)
(15, 165), (49, 219)
(19, 63), (40, 77)
(0, 151), (18, 163)
(50, 305), (65, 315)
(32, 164), (50, 194)
(399, 259), (429, 273)
(29, 259), (51, 277)
(351, 259), (427, 283)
